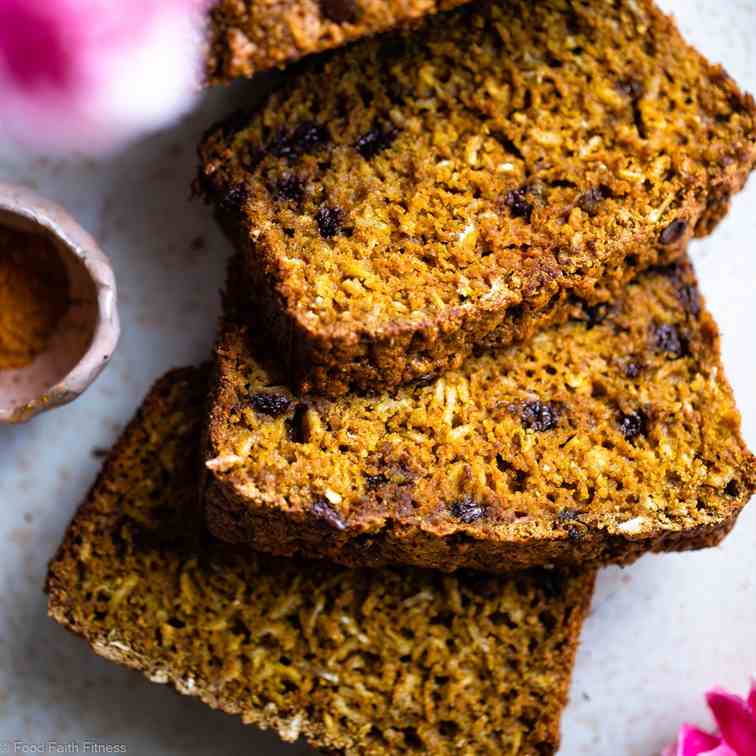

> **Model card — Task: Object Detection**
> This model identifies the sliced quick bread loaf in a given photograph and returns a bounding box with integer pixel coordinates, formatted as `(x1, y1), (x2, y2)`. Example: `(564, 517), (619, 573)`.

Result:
(206, 0), (470, 84)
(198, 0), (755, 395)
(46, 367), (596, 755)
(204, 258), (756, 572)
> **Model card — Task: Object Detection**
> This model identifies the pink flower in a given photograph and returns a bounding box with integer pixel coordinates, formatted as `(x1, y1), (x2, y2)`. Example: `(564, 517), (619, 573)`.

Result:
(664, 682), (756, 756)
(0, 0), (209, 154)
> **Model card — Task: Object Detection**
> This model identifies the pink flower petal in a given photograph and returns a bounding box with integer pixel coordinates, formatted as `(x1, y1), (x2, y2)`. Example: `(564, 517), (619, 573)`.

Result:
(706, 687), (756, 754)
(747, 681), (756, 718)
(0, 0), (73, 89)
(676, 724), (723, 756)
(0, 0), (210, 153)
(701, 746), (739, 756)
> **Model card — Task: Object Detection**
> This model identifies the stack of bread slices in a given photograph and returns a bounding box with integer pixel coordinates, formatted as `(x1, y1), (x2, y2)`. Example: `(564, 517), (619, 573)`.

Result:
(48, 1), (756, 753)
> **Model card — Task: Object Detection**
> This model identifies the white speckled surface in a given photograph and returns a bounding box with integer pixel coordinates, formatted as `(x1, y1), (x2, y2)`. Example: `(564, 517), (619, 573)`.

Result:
(0, 2), (754, 753)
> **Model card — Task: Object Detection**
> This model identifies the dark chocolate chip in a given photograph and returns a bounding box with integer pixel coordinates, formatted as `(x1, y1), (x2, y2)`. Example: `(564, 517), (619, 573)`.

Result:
(555, 510), (584, 541)
(319, 0), (359, 23)
(449, 497), (486, 524)
(354, 123), (399, 159)
(577, 185), (612, 216)
(220, 183), (248, 212)
(269, 131), (296, 159)
(315, 206), (345, 238)
(270, 121), (330, 159)
(659, 219), (688, 245)
(312, 498), (346, 530)
(504, 187), (534, 222)
(273, 175), (305, 203)
(653, 323), (686, 357)
(364, 473), (388, 490)
(292, 122), (331, 152)
(250, 393), (292, 417)
(623, 360), (643, 379)
(518, 400), (560, 432)
(618, 409), (647, 441)
(676, 282), (701, 317)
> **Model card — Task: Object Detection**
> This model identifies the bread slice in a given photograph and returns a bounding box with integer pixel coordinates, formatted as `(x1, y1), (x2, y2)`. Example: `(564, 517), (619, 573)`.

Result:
(198, 0), (756, 396)
(206, 0), (470, 84)
(46, 367), (596, 755)
(205, 257), (756, 572)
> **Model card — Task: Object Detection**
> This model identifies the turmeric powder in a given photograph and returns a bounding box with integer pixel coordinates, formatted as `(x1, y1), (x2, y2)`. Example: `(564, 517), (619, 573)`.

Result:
(0, 226), (69, 370)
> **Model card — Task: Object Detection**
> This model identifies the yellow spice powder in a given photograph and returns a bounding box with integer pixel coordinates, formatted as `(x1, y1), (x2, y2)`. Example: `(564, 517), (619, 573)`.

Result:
(0, 226), (69, 370)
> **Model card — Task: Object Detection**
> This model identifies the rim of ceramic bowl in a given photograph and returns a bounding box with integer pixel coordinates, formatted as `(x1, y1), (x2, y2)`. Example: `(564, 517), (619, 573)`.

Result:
(0, 182), (120, 423)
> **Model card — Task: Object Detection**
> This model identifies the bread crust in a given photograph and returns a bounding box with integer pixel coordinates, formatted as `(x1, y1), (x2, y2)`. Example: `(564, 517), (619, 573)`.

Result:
(205, 0), (472, 84)
(205, 475), (746, 572)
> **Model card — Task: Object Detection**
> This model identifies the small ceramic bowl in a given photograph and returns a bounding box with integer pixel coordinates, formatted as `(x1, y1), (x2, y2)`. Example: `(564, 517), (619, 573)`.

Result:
(0, 183), (119, 424)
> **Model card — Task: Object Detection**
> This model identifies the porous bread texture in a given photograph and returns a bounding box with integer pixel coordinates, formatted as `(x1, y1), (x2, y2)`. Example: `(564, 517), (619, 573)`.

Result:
(205, 0), (470, 84)
(46, 367), (596, 755)
(198, 0), (756, 396)
(205, 258), (756, 573)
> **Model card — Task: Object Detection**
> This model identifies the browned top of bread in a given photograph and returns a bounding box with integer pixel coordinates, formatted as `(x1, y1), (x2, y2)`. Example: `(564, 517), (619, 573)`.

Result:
(46, 367), (596, 755)
(206, 0), (470, 84)
(199, 0), (755, 395)
(204, 258), (756, 572)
